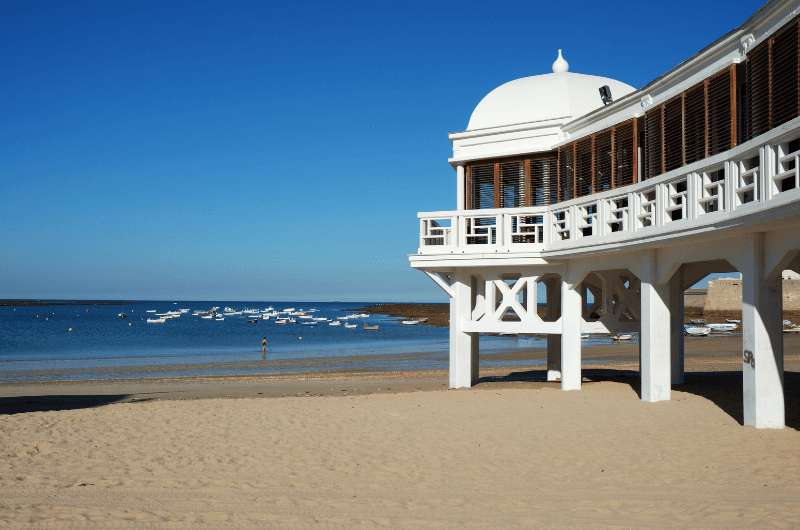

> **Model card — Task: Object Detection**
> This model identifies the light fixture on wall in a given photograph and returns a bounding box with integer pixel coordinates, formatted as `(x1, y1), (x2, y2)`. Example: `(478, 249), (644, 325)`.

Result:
(599, 85), (613, 105)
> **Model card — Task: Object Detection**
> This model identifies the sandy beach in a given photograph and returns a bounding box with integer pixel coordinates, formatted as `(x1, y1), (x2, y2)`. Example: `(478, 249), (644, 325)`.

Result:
(2, 336), (800, 528)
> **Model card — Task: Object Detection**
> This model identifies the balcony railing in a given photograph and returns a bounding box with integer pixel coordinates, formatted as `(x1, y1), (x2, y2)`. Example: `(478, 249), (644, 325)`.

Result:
(417, 122), (800, 255)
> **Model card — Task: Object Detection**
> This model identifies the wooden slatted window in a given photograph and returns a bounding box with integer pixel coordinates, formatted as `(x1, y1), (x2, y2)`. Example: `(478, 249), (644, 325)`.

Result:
(530, 154), (557, 206)
(771, 19), (800, 128)
(645, 106), (663, 179)
(684, 82), (706, 163)
(708, 68), (732, 155)
(664, 96), (684, 171)
(594, 129), (613, 192)
(575, 138), (593, 197)
(747, 39), (771, 138)
(558, 145), (575, 202)
(469, 163), (495, 209)
(500, 160), (525, 208)
(615, 120), (635, 187)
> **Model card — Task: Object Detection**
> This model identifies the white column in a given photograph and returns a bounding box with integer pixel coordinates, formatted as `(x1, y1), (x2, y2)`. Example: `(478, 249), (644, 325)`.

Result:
(561, 269), (582, 391)
(639, 251), (671, 402)
(669, 266), (685, 385)
(547, 278), (562, 381)
(740, 233), (784, 428)
(449, 272), (478, 388)
(456, 165), (465, 211)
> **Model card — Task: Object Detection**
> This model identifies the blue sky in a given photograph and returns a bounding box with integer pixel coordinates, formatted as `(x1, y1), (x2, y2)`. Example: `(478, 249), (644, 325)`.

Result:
(0, 0), (761, 302)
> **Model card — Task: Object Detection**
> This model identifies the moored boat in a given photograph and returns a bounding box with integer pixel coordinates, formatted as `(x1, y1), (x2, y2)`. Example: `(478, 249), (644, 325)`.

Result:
(685, 326), (711, 336)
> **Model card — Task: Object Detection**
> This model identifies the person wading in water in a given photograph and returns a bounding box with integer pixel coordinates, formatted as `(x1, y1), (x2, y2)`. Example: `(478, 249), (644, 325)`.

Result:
(261, 336), (268, 360)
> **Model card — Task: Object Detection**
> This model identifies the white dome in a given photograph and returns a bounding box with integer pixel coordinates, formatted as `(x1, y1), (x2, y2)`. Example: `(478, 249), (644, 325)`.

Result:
(467, 71), (636, 131)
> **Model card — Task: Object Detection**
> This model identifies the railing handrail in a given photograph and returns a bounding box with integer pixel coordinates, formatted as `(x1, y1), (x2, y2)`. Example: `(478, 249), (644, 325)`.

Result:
(416, 122), (800, 255)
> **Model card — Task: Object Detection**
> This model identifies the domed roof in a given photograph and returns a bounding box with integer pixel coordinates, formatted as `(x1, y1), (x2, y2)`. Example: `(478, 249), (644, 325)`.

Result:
(466, 51), (636, 131)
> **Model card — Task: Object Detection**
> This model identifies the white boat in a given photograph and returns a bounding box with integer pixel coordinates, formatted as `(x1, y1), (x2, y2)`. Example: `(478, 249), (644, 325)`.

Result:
(689, 318), (706, 325)
(581, 333), (590, 340)
(725, 319), (741, 324)
(784, 319), (794, 328)
(146, 310), (157, 313)
(708, 322), (738, 332)
(201, 315), (213, 320)
(344, 323), (357, 329)
(147, 318), (166, 324)
(685, 326), (711, 336)
(215, 317), (224, 321)
(328, 321), (342, 326)
(612, 334), (633, 341)
(276, 319), (288, 325)
(401, 320), (420, 325)
(301, 321), (317, 326)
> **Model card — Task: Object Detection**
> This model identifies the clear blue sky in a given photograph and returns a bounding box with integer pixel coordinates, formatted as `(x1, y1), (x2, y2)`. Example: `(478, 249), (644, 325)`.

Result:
(0, 0), (762, 302)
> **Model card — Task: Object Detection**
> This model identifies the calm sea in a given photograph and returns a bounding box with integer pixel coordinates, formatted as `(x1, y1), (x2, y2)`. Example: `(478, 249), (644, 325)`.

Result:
(0, 301), (571, 383)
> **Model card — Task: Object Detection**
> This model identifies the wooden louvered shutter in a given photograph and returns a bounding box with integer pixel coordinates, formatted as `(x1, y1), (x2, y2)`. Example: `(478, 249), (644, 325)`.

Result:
(594, 130), (613, 192)
(708, 68), (732, 155)
(575, 138), (593, 197)
(531, 154), (556, 206)
(645, 106), (663, 179)
(615, 120), (635, 187)
(470, 163), (495, 209)
(500, 160), (524, 208)
(747, 39), (771, 139)
(684, 82), (706, 163)
(663, 96), (684, 171)
(771, 18), (800, 128)
(558, 145), (574, 202)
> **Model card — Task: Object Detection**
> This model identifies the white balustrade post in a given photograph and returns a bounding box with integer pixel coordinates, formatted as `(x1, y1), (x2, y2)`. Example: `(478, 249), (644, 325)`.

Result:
(561, 267), (582, 391)
(450, 271), (479, 388)
(686, 172), (698, 220)
(450, 215), (459, 249)
(494, 214), (503, 248)
(739, 233), (784, 428)
(639, 250), (671, 402)
(419, 218), (425, 252)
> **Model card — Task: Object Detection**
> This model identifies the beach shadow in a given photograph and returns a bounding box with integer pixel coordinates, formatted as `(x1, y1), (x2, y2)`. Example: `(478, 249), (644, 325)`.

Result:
(479, 368), (800, 430)
(0, 394), (131, 415)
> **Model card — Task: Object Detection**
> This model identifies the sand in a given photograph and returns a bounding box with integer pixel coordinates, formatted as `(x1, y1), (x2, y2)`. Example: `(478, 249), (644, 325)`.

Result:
(2, 338), (800, 528)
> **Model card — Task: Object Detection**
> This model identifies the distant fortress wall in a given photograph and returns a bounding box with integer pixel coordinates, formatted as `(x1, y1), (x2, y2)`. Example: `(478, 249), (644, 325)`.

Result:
(700, 278), (800, 317)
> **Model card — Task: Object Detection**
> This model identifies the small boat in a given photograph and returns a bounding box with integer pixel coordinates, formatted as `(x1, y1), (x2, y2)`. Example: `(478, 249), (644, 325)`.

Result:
(784, 319), (794, 328)
(401, 320), (420, 325)
(689, 318), (706, 325)
(708, 322), (737, 332)
(685, 326), (711, 336)
(301, 321), (318, 326)
(581, 333), (590, 340)
(117, 312), (127, 319)
(726, 319), (741, 324)
(146, 309), (158, 314)
(363, 324), (379, 331)
(344, 323), (358, 329)
(611, 334), (633, 341)
(215, 317), (224, 321)
(275, 319), (288, 325)
(147, 318), (166, 324)
(328, 321), (342, 326)
(784, 326), (800, 333)
(201, 315), (213, 320)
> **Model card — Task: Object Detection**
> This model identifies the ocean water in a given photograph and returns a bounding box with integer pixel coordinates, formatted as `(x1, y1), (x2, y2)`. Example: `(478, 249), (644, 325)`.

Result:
(0, 301), (569, 382)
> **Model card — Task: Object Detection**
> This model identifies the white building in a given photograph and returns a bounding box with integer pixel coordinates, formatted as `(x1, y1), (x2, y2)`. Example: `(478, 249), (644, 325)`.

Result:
(410, 0), (800, 428)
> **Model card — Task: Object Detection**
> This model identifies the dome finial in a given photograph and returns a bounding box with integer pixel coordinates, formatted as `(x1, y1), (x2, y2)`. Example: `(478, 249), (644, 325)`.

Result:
(552, 49), (569, 74)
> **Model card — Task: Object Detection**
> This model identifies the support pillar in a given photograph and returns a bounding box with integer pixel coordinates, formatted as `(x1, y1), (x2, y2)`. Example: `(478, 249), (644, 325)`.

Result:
(456, 165), (465, 210)
(669, 266), (685, 385)
(561, 269), (582, 391)
(449, 272), (478, 388)
(639, 251), (671, 402)
(546, 278), (561, 381)
(740, 233), (784, 428)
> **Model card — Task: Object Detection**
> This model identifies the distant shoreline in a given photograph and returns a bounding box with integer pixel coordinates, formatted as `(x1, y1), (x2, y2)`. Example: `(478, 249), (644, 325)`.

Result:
(0, 299), (136, 307)
(355, 303), (449, 326)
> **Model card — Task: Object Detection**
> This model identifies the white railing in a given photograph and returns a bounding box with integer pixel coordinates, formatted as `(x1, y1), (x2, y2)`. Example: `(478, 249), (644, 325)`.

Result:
(417, 123), (800, 255)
